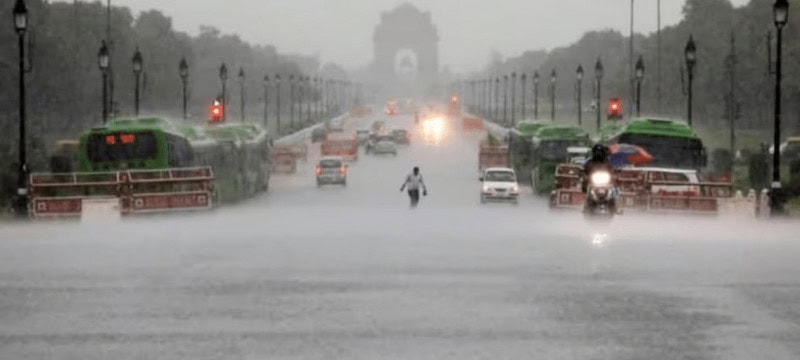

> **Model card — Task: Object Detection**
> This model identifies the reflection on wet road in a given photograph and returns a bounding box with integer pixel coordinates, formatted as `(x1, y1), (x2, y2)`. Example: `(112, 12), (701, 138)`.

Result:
(1, 114), (799, 359)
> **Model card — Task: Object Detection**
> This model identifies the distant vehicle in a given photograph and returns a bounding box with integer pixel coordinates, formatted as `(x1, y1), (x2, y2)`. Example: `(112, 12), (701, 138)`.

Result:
(316, 156), (347, 187)
(392, 129), (410, 144)
(328, 118), (345, 132)
(372, 140), (398, 156)
(371, 120), (386, 133)
(385, 100), (398, 115)
(311, 127), (327, 143)
(356, 129), (371, 145)
(480, 167), (519, 204)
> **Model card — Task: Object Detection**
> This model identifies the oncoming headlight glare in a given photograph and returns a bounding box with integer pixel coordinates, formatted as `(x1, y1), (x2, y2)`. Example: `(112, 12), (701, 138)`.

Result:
(591, 171), (611, 186)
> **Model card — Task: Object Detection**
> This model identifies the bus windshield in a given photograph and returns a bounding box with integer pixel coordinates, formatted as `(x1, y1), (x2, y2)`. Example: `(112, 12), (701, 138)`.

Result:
(619, 133), (706, 169)
(87, 132), (158, 163)
(538, 139), (590, 162)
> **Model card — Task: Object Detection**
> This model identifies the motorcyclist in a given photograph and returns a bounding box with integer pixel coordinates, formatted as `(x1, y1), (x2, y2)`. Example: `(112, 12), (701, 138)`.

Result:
(582, 144), (620, 213)
(400, 166), (428, 206)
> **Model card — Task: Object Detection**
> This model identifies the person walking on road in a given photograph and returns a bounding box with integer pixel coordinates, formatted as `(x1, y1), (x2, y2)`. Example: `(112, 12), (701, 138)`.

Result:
(400, 166), (427, 207)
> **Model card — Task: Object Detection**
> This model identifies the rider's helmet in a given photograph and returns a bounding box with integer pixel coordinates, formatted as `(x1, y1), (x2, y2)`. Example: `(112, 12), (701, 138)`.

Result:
(591, 144), (608, 161)
(413, 166), (420, 174)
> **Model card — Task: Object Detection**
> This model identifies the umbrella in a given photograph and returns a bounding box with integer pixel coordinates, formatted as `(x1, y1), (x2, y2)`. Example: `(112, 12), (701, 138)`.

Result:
(608, 143), (653, 167)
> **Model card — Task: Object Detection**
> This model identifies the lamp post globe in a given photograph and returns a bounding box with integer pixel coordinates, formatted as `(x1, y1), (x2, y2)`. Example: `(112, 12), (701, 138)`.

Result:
(684, 36), (697, 69)
(684, 36), (696, 127)
(595, 58), (604, 130)
(550, 69), (557, 121)
(595, 58), (604, 81)
(132, 47), (143, 116)
(576, 65), (584, 125)
(774, 0), (789, 28)
(13, 0), (28, 33)
(635, 55), (645, 116)
(132, 47), (143, 74)
(219, 63), (228, 82)
(635, 56), (645, 80)
(533, 71), (540, 119)
(179, 57), (189, 119)
(98, 41), (110, 71)
(179, 58), (188, 79)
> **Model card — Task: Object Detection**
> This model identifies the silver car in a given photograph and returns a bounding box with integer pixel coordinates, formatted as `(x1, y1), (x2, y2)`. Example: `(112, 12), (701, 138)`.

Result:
(316, 157), (347, 187)
(372, 140), (397, 156)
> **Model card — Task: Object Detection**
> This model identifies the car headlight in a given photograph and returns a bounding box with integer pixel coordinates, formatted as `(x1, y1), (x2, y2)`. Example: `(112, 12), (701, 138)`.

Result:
(482, 185), (491, 192)
(510, 185), (519, 193)
(591, 171), (611, 186)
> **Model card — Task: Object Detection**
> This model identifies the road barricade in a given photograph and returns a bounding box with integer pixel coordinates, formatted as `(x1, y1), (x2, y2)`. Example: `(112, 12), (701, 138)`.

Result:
(321, 135), (359, 162)
(271, 146), (298, 174)
(462, 115), (483, 131)
(550, 165), (734, 214)
(290, 143), (308, 162)
(29, 167), (214, 220)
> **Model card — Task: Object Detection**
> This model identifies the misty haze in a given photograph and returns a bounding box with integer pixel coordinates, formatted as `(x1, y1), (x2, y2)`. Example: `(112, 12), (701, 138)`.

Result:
(1, 0), (800, 359)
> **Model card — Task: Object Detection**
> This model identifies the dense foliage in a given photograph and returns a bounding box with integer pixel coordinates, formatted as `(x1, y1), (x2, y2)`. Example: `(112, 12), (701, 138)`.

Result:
(482, 0), (800, 135)
(0, 0), (339, 206)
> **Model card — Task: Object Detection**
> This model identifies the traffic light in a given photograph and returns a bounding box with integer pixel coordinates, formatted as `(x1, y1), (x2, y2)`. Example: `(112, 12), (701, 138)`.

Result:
(608, 98), (623, 120)
(209, 100), (224, 123)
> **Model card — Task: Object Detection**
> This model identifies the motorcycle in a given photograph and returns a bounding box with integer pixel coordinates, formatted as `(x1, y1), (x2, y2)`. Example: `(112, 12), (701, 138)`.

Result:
(583, 169), (617, 219)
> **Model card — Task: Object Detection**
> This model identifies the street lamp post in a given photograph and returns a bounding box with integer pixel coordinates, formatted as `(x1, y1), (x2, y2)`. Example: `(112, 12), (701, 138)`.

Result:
(238, 68), (245, 122)
(132, 47), (143, 116)
(289, 74), (295, 130)
(470, 80), (476, 113)
(635, 56), (645, 117)
(534, 71), (540, 120)
(772, 0), (789, 215)
(595, 58), (604, 130)
(305, 76), (312, 123)
(484, 79), (489, 117)
(297, 77), (304, 126)
(550, 69), (557, 121)
(494, 77), (500, 122)
(511, 72), (517, 127)
(521, 73), (527, 120)
(263, 75), (270, 129)
(275, 75), (281, 133)
(13, 0), (29, 218)
(576, 65), (584, 126)
(323, 79), (329, 117)
(99, 41), (110, 124)
(219, 63), (228, 121)
(684, 36), (696, 127)
(503, 75), (508, 125)
(179, 57), (189, 120)
(314, 77), (320, 121)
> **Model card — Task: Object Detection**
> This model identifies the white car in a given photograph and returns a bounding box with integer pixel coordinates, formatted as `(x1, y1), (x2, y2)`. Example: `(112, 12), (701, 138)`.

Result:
(372, 140), (398, 156)
(316, 156), (347, 187)
(480, 167), (519, 204)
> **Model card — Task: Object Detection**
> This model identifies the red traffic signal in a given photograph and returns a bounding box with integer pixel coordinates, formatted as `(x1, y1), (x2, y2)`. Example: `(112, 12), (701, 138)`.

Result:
(608, 98), (623, 120)
(209, 101), (224, 123)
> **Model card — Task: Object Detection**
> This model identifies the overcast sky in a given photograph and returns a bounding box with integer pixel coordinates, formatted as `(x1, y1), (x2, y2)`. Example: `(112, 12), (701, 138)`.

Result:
(76, 0), (749, 72)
